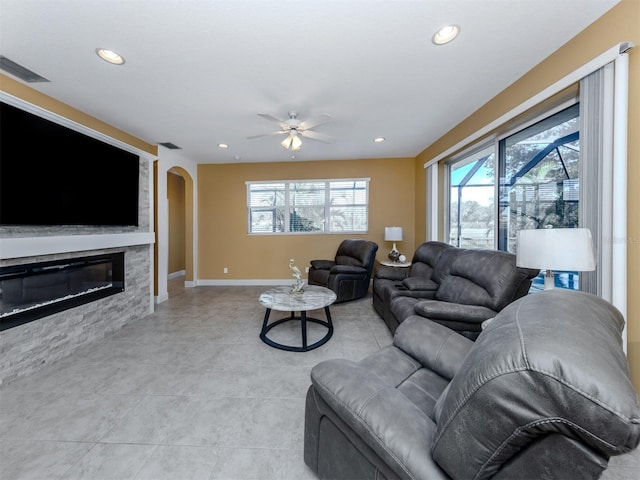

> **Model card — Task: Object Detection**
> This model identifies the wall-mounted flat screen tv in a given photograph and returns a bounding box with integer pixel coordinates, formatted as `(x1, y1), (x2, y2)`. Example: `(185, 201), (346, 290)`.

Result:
(0, 101), (140, 226)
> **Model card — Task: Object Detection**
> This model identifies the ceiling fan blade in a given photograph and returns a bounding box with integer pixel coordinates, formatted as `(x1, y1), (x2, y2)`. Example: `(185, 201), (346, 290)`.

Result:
(257, 113), (286, 126)
(300, 130), (333, 143)
(300, 114), (332, 131)
(247, 131), (287, 140)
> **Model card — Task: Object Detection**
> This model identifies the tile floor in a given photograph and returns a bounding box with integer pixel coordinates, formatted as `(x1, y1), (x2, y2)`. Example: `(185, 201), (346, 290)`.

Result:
(1, 279), (638, 479)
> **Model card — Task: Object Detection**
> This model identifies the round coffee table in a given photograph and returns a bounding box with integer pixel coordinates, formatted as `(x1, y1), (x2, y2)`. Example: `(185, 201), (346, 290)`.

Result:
(259, 285), (336, 352)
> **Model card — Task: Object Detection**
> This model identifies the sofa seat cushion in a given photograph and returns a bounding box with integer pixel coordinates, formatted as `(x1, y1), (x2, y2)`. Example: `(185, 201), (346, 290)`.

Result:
(358, 347), (449, 419)
(431, 290), (640, 480)
(311, 358), (449, 480)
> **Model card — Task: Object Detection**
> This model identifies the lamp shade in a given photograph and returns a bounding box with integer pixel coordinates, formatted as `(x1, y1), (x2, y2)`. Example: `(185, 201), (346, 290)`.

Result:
(384, 226), (403, 242)
(516, 228), (596, 272)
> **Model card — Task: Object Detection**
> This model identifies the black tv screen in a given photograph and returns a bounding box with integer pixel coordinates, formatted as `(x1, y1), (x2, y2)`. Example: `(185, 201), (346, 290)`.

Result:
(0, 101), (139, 226)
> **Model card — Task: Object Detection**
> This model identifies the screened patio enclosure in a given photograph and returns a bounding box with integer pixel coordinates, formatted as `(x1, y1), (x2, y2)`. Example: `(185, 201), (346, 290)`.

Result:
(449, 104), (581, 290)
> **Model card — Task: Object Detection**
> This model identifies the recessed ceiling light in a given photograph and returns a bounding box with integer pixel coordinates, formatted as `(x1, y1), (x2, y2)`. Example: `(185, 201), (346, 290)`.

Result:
(217, 143), (229, 148)
(373, 137), (385, 143)
(95, 48), (125, 65)
(432, 25), (460, 45)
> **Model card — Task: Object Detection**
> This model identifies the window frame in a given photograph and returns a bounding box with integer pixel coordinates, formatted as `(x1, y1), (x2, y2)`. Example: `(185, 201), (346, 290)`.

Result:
(496, 102), (580, 253)
(444, 140), (497, 249)
(445, 99), (582, 292)
(445, 98), (579, 248)
(246, 178), (370, 235)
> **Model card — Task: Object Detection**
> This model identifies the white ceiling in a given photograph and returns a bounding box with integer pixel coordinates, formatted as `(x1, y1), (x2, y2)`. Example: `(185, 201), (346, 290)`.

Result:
(0, 0), (620, 164)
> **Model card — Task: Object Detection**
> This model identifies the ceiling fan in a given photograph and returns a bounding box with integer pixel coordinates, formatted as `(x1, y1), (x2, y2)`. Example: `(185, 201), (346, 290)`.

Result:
(248, 111), (333, 151)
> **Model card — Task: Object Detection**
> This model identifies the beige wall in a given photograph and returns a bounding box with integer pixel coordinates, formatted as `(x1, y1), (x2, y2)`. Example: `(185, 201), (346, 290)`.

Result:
(197, 157), (415, 280)
(415, 0), (640, 390)
(167, 171), (186, 274)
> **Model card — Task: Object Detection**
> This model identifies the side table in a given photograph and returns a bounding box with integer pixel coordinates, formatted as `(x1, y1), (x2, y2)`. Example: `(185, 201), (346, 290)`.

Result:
(259, 285), (337, 352)
(380, 261), (411, 267)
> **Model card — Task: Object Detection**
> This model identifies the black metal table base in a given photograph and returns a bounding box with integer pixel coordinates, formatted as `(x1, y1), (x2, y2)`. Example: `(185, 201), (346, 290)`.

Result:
(259, 306), (333, 352)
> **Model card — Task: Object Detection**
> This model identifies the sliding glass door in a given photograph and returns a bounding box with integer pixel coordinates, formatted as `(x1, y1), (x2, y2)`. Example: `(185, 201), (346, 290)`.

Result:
(448, 145), (495, 248)
(498, 104), (580, 289)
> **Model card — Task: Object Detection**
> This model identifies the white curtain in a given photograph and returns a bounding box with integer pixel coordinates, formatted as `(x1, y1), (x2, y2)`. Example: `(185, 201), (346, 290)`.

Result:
(426, 163), (438, 241)
(579, 50), (630, 349)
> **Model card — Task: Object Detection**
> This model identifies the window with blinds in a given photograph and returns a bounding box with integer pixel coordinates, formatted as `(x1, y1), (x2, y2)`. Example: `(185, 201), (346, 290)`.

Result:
(246, 179), (369, 234)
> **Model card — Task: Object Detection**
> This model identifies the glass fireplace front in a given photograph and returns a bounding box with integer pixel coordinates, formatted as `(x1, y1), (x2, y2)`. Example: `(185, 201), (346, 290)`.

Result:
(0, 252), (124, 331)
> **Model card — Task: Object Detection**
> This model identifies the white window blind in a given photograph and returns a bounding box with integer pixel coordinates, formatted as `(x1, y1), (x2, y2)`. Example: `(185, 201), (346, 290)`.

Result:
(247, 178), (369, 234)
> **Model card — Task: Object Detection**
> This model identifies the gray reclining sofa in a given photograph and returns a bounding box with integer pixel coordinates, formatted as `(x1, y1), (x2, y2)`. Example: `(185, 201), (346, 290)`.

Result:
(304, 290), (640, 479)
(373, 242), (539, 339)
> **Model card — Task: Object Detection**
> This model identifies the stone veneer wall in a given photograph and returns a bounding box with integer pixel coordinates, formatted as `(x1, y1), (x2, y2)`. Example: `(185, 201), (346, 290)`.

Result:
(0, 159), (153, 386)
(0, 245), (151, 385)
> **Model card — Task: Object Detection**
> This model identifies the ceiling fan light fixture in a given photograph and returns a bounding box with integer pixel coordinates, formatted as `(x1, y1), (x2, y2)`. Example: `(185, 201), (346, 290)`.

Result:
(432, 25), (460, 45)
(281, 130), (302, 151)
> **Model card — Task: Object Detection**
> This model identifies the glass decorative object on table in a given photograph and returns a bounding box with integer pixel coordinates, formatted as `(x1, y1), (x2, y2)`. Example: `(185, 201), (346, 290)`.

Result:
(289, 258), (305, 293)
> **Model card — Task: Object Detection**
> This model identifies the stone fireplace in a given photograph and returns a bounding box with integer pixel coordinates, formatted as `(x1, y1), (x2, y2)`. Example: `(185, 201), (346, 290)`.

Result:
(0, 235), (154, 386)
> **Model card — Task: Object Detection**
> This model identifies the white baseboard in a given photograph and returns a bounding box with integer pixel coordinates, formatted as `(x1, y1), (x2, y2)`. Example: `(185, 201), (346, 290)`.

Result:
(168, 270), (186, 280)
(154, 293), (169, 304)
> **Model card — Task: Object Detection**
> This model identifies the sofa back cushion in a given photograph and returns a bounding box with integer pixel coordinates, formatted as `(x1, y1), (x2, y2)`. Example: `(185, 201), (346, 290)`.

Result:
(431, 290), (640, 479)
(435, 249), (528, 311)
(409, 241), (454, 279)
(335, 239), (378, 272)
(430, 247), (460, 284)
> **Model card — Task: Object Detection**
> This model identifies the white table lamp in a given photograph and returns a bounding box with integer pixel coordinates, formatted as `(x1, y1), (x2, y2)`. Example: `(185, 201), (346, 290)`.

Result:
(384, 226), (403, 262)
(516, 228), (596, 290)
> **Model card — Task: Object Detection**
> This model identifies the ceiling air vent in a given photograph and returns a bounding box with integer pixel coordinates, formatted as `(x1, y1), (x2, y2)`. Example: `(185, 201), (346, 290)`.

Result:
(0, 56), (49, 83)
(158, 142), (182, 150)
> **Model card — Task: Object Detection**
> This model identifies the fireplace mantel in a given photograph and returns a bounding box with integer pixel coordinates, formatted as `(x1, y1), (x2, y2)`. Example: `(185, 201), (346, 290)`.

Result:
(0, 232), (155, 260)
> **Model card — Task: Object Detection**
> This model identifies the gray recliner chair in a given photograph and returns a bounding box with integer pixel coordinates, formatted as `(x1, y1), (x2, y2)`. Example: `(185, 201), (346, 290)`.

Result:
(304, 290), (640, 479)
(308, 239), (378, 303)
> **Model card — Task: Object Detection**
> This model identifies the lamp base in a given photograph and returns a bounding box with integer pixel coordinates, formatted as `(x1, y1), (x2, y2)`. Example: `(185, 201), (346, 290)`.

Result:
(543, 270), (555, 290)
(388, 243), (400, 262)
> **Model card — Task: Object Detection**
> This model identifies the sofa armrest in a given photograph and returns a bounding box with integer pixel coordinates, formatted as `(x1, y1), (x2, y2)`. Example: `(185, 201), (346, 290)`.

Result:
(375, 265), (409, 281)
(311, 359), (448, 480)
(414, 300), (497, 323)
(394, 316), (473, 380)
(330, 264), (367, 275)
(402, 276), (438, 292)
(310, 259), (335, 270)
